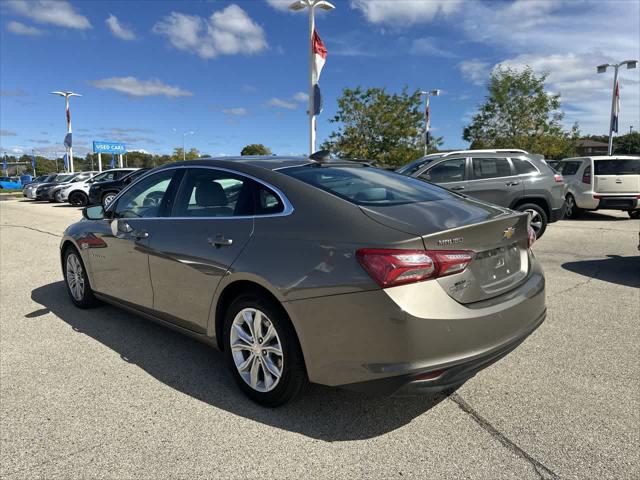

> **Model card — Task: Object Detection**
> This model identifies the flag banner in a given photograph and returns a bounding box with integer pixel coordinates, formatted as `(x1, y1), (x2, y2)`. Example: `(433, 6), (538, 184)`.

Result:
(313, 84), (323, 115)
(110, 153), (116, 169)
(2, 156), (7, 173)
(312, 29), (327, 83)
(63, 153), (69, 171)
(426, 130), (431, 145)
(64, 133), (72, 148)
(32, 154), (36, 169)
(425, 104), (430, 131)
(66, 103), (71, 125)
(611, 81), (620, 133)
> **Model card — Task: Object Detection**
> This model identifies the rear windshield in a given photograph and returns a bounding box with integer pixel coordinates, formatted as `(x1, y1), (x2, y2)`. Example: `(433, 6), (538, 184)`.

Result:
(594, 159), (640, 175)
(283, 165), (453, 206)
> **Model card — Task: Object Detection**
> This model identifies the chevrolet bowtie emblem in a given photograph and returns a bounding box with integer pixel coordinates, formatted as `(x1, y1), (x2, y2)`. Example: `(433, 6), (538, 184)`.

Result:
(503, 227), (516, 240)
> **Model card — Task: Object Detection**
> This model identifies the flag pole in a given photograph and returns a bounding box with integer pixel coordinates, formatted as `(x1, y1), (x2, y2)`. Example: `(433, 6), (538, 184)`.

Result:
(308, 4), (316, 155)
(607, 65), (619, 156)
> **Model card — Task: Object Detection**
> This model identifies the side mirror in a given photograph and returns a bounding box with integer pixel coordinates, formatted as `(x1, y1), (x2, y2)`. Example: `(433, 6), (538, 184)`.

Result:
(83, 205), (106, 220)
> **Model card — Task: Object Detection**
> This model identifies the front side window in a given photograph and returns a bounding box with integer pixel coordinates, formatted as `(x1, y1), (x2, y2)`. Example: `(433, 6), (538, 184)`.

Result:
(113, 170), (176, 218)
(92, 171), (116, 182)
(471, 157), (512, 179)
(420, 158), (466, 183)
(173, 168), (252, 217)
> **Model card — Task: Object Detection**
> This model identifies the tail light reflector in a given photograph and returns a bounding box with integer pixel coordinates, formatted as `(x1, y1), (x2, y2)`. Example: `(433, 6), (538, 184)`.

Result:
(582, 173), (591, 184)
(527, 225), (536, 248)
(356, 249), (474, 288)
(554, 174), (564, 183)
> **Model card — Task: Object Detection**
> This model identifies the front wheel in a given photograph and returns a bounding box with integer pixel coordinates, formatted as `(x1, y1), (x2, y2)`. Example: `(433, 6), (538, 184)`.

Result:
(102, 192), (117, 208)
(565, 194), (582, 219)
(516, 203), (548, 239)
(629, 210), (640, 220)
(63, 247), (97, 308)
(54, 190), (63, 203)
(223, 294), (307, 407)
(69, 191), (88, 207)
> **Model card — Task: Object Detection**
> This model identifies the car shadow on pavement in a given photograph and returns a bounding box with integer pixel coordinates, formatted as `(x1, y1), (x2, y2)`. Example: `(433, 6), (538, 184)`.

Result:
(564, 212), (631, 221)
(562, 255), (640, 288)
(31, 281), (450, 442)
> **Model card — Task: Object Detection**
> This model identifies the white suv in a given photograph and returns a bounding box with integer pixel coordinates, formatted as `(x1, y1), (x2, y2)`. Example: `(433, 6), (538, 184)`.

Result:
(557, 156), (640, 219)
(60, 168), (138, 206)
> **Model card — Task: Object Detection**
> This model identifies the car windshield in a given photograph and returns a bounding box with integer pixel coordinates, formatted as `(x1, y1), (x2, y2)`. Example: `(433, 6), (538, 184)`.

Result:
(54, 174), (75, 183)
(594, 159), (640, 175)
(283, 165), (454, 206)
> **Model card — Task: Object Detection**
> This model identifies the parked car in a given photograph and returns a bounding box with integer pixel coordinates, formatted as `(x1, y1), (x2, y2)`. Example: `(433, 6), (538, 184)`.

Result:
(88, 168), (150, 207)
(557, 156), (640, 219)
(397, 149), (565, 238)
(20, 174), (34, 185)
(61, 157), (545, 406)
(23, 174), (62, 199)
(46, 171), (99, 202)
(34, 173), (78, 200)
(0, 176), (23, 189)
(59, 168), (138, 206)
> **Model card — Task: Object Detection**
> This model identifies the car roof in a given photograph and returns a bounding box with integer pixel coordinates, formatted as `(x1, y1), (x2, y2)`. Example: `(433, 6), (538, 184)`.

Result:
(560, 155), (640, 161)
(172, 156), (316, 171)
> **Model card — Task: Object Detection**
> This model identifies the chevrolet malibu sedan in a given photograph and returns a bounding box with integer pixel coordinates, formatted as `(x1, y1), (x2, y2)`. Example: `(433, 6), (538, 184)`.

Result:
(60, 156), (546, 406)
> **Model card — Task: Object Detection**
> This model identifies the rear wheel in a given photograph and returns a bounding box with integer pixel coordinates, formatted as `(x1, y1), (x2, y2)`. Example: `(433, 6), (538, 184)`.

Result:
(629, 210), (640, 219)
(102, 192), (117, 208)
(516, 203), (548, 239)
(223, 293), (306, 407)
(565, 194), (582, 219)
(63, 247), (97, 308)
(69, 191), (88, 207)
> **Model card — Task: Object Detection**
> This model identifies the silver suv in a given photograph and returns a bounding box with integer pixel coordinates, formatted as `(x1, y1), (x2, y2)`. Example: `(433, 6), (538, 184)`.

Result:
(397, 149), (566, 238)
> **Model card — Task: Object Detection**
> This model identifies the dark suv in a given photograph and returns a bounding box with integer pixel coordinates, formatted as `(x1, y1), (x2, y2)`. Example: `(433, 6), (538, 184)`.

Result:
(88, 168), (150, 207)
(397, 149), (566, 238)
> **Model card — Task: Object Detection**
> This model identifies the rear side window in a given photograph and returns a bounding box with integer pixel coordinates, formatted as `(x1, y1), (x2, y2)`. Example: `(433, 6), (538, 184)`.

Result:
(512, 158), (538, 175)
(282, 166), (452, 206)
(558, 161), (581, 176)
(471, 158), (512, 179)
(594, 159), (640, 175)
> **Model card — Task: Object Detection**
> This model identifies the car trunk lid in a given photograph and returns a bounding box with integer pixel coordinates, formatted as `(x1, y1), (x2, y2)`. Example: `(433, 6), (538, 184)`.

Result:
(360, 199), (530, 304)
(593, 159), (640, 194)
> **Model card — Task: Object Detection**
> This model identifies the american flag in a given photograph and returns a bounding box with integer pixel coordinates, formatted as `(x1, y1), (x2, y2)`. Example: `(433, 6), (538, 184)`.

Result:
(66, 102), (71, 126)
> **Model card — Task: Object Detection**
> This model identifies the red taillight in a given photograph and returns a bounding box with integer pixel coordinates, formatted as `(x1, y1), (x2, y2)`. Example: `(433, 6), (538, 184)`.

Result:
(356, 249), (474, 288)
(593, 195), (601, 199)
(582, 173), (591, 184)
(527, 225), (536, 248)
(554, 174), (564, 183)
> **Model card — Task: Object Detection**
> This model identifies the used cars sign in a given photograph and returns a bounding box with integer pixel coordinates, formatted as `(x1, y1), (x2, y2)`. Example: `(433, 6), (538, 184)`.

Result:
(92, 141), (126, 154)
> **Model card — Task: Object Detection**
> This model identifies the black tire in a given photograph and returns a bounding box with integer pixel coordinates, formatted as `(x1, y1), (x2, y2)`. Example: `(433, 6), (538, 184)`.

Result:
(516, 203), (548, 239)
(102, 192), (118, 208)
(223, 293), (307, 407)
(629, 210), (640, 220)
(62, 246), (97, 309)
(565, 194), (582, 219)
(69, 191), (88, 207)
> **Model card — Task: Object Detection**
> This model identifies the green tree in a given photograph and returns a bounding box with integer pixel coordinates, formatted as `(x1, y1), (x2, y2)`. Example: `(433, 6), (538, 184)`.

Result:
(614, 131), (640, 154)
(322, 87), (441, 167)
(241, 144), (272, 156)
(463, 67), (579, 159)
(172, 147), (201, 161)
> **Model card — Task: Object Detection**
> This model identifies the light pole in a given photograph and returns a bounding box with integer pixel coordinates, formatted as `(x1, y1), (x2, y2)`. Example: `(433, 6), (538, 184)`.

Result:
(172, 129), (195, 161)
(50, 91), (81, 173)
(289, 0), (335, 155)
(596, 60), (638, 155)
(420, 89), (441, 155)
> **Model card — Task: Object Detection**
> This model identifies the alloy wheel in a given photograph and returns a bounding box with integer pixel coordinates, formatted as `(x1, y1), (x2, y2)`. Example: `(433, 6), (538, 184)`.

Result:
(103, 193), (116, 207)
(65, 253), (85, 302)
(230, 308), (284, 393)
(566, 195), (575, 217)
(525, 208), (543, 234)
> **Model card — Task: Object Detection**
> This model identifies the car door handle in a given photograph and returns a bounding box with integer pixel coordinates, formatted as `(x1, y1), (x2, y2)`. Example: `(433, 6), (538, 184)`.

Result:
(506, 181), (520, 186)
(132, 229), (149, 240)
(450, 186), (465, 191)
(208, 235), (233, 248)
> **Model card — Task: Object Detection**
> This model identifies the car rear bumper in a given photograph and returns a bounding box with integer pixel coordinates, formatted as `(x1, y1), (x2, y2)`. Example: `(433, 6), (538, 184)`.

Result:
(595, 196), (638, 210)
(286, 254), (546, 393)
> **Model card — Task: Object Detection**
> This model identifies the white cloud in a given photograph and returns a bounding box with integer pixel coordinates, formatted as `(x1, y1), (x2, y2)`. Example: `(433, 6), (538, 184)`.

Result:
(266, 98), (298, 110)
(410, 37), (456, 58)
(7, 0), (91, 29)
(458, 59), (490, 86)
(153, 4), (267, 59)
(89, 77), (193, 98)
(222, 107), (248, 116)
(105, 14), (136, 41)
(265, 0), (293, 11)
(350, 0), (462, 25)
(7, 21), (44, 36)
(1, 130), (18, 136)
(293, 92), (308, 102)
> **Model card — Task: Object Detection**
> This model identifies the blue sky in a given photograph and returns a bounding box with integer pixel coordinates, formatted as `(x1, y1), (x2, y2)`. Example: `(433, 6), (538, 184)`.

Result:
(1, 0), (639, 158)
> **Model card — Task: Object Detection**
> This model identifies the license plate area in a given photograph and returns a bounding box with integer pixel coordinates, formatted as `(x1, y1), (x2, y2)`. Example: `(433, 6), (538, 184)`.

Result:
(472, 243), (525, 293)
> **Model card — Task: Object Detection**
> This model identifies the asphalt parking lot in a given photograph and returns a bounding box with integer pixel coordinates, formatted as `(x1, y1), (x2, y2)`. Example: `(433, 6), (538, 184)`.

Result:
(1, 198), (638, 480)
